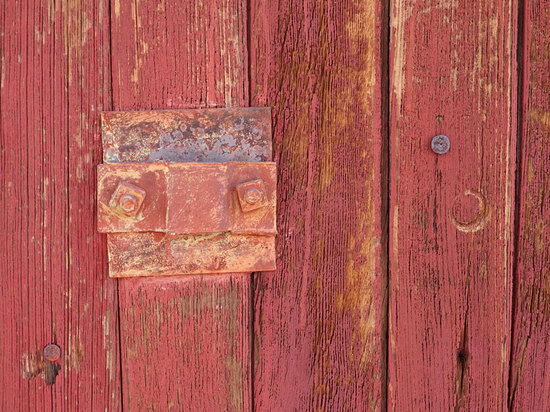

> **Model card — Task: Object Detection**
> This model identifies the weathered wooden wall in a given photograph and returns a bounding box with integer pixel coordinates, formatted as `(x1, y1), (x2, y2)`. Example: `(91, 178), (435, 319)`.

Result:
(0, 0), (121, 409)
(388, 0), (518, 409)
(1, 0), (549, 411)
(110, 0), (252, 410)
(249, 0), (387, 409)
(509, 0), (550, 409)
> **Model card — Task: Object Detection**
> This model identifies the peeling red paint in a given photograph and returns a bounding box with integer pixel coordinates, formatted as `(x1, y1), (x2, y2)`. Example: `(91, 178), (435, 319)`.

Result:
(21, 351), (61, 386)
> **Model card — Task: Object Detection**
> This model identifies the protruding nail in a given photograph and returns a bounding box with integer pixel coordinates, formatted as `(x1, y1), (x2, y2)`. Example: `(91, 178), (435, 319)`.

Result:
(43, 344), (61, 362)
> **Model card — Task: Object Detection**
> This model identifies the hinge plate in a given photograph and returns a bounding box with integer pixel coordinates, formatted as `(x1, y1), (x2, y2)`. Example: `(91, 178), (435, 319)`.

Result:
(98, 107), (276, 278)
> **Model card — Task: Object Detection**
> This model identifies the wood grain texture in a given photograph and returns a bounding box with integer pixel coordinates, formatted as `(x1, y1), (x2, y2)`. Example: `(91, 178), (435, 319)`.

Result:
(110, 0), (251, 409)
(509, 1), (550, 409)
(250, 0), (388, 409)
(0, 0), (121, 409)
(389, 0), (517, 410)
(119, 276), (250, 411)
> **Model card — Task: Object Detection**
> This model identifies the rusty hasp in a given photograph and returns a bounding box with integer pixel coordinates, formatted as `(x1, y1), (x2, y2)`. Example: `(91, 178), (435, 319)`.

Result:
(98, 107), (276, 277)
(97, 162), (276, 234)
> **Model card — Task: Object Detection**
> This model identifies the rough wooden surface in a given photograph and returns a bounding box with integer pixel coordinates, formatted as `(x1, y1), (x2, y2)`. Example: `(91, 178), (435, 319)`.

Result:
(509, 1), (550, 409)
(119, 276), (250, 411)
(249, 0), (388, 409)
(0, 0), (121, 409)
(4, 0), (550, 410)
(389, 0), (517, 410)
(110, 0), (252, 409)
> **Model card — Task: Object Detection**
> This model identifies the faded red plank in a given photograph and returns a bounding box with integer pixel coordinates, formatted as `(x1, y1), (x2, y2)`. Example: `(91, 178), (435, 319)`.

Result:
(110, 0), (251, 409)
(0, 0), (120, 410)
(389, 0), (517, 410)
(119, 276), (250, 411)
(250, 0), (387, 409)
(509, 1), (550, 409)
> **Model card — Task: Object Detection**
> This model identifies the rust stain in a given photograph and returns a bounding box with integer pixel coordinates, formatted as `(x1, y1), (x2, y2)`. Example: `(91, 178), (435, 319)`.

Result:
(21, 350), (61, 386)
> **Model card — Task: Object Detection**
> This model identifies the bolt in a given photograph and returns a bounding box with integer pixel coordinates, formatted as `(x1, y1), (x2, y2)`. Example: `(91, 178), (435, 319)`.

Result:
(431, 134), (450, 154)
(244, 188), (262, 205)
(43, 343), (61, 362)
(119, 194), (137, 213)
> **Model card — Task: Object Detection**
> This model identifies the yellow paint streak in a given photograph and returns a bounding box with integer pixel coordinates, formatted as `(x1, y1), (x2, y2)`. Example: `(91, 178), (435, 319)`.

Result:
(529, 108), (550, 129)
(67, 333), (84, 372)
(337, 169), (379, 370)
(103, 311), (117, 382)
(392, 206), (399, 286)
(534, 219), (547, 253)
(114, 0), (120, 19)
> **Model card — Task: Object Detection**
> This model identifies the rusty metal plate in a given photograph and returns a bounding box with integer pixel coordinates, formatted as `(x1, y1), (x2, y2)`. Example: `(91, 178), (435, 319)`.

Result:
(107, 233), (275, 277)
(102, 107), (272, 163)
(99, 107), (275, 278)
(97, 162), (276, 235)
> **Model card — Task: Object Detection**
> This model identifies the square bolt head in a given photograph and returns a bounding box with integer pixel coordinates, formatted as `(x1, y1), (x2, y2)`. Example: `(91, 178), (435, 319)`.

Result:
(109, 181), (146, 217)
(236, 179), (268, 212)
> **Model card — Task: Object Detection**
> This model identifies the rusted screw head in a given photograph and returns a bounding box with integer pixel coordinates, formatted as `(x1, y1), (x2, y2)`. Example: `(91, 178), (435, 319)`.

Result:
(431, 134), (450, 154)
(109, 181), (146, 217)
(244, 188), (262, 205)
(43, 343), (61, 362)
(236, 179), (268, 212)
(119, 194), (138, 213)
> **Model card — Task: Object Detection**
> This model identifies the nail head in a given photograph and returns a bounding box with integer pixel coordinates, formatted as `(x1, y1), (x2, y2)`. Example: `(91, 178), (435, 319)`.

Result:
(43, 343), (61, 362)
(431, 134), (450, 154)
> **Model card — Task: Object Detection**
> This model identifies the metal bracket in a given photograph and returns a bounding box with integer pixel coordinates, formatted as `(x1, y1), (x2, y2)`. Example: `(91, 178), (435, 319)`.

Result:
(97, 107), (276, 278)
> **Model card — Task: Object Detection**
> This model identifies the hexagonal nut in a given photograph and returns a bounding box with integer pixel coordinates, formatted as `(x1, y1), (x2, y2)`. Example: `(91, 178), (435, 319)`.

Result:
(236, 179), (268, 212)
(109, 181), (146, 217)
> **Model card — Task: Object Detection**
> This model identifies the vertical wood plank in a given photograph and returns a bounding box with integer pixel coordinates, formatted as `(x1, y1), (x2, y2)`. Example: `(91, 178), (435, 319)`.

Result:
(389, 0), (517, 409)
(509, 0), (550, 409)
(110, 0), (251, 410)
(0, 0), (121, 409)
(250, 0), (388, 409)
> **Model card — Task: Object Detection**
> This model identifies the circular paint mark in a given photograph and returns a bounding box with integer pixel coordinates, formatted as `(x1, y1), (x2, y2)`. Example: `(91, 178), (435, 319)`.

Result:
(451, 190), (491, 233)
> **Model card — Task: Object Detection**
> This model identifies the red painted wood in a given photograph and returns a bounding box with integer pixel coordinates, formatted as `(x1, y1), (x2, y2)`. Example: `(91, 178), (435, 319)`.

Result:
(249, 0), (388, 409)
(119, 276), (250, 410)
(509, 1), (550, 409)
(0, 0), (121, 409)
(4, 1), (549, 409)
(389, 0), (517, 410)
(110, 0), (252, 409)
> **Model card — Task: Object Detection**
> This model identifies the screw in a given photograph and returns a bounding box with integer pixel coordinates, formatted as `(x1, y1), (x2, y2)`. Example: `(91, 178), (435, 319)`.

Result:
(431, 134), (450, 154)
(244, 188), (262, 205)
(43, 343), (61, 362)
(119, 194), (137, 213)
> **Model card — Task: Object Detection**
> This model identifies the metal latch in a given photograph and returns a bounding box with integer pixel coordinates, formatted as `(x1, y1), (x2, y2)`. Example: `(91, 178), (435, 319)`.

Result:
(97, 108), (276, 278)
